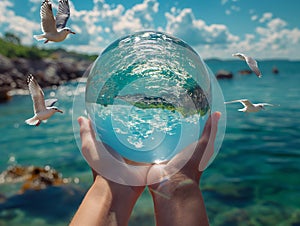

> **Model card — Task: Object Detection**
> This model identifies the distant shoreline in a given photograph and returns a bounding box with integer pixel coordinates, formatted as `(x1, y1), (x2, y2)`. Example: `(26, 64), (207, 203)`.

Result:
(1, 54), (299, 103)
(0, 53), (92, 103)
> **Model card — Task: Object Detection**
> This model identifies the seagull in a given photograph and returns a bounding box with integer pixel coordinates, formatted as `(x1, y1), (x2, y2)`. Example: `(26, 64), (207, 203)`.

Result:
(232, 53), (262, 78)
(225, 99), (274, 113)
(34, 0), (75, 44)
(25, 74), (63, 126)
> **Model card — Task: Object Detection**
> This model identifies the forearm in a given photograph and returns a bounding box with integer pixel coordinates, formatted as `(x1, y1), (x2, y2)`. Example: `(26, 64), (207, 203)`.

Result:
(149, 174), (209, 226)
(70, 175), (144, 226)
(107, 182), (144, 226)
(70, 176), (113, 226)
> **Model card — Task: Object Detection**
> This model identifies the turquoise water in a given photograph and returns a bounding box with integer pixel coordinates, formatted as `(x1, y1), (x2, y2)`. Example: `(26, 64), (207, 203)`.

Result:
(85, 31), (211, 164)
(91, 103), (203, 163)
(0, 60), (300, 225)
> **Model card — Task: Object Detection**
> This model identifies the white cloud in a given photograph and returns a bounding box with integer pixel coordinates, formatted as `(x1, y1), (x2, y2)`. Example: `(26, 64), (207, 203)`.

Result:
(0, 0), (160, 53)
(230, 5), (240, 12)
(0, 0), (13, 11)
(225, 10), (231, 15)
(259, 12), (273, 23)
(1, 0), (300, 60)
(251, 15), (258, 21)
(222, 16), (300, 59)
(255, 17), (300, 52)
(165, 8), (239, 46)
(29, 0), (41, 3)
(194, 11), (300, 60)
(0, 0), (40, 45)
(112, 0), (159, 35)
(29, 0), (42, 12)
(267, 18), (287, 31)
(63, 0), (160, 53)
(222, 0), (240, 15)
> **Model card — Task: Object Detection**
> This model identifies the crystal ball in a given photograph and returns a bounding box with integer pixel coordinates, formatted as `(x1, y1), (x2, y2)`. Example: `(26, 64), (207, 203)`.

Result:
(85, 31), (217, 164)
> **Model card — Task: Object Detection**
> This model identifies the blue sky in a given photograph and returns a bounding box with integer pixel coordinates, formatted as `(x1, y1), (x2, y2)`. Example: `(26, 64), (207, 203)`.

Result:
(1, 0), (300, 59)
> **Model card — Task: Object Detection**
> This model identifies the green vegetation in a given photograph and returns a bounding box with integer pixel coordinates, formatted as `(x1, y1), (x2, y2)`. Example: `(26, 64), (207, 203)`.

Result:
(133, 101), (209, 117)
(0, 32), (97, 61)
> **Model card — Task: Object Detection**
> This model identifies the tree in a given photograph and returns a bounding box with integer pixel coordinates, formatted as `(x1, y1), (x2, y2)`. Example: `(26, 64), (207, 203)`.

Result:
(4, 32), (21, 45)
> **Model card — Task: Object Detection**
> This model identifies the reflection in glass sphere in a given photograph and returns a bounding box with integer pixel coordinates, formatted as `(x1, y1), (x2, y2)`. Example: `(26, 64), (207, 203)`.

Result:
(85, 31), (213, 163)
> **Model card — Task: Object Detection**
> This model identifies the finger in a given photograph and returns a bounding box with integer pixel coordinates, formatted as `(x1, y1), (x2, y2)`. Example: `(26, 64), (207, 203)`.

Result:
(199, 112), (219, 146)
(78, 117), (95, 141)
(203, 112), (220, 146)
(78, 116), (97, 153)
(198, 112), (221, 171)
(166, 112), (220, 173)
(188, 113), (213, 164)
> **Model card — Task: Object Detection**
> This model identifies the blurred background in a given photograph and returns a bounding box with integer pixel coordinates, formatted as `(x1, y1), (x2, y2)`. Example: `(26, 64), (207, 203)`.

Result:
(1, 0), (300, 225)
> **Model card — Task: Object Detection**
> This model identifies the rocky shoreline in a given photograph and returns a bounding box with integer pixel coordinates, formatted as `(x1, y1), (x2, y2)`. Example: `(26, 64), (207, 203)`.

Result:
(0, 54), (93, 102)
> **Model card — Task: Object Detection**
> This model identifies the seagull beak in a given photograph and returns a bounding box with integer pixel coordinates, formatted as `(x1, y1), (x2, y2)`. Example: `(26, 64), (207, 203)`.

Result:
(58, 109), (63, 113)
(70, 31), (76, 34)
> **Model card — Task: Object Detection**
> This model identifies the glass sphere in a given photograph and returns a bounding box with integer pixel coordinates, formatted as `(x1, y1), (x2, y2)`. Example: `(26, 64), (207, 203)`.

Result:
(85, 31), (215, 164)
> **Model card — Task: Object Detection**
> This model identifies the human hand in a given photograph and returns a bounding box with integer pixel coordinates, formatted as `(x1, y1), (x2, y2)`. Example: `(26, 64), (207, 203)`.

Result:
(71, 117), (146, 226)
(147, 112), (221, 226)
(71, 112), (220, 226)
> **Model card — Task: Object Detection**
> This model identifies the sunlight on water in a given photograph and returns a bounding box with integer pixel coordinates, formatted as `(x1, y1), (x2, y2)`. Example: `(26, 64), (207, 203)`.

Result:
(87, 102), (206, 162)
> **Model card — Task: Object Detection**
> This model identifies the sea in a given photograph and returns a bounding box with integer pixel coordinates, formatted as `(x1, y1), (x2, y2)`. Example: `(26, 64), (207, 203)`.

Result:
(0, 59), (299, 226)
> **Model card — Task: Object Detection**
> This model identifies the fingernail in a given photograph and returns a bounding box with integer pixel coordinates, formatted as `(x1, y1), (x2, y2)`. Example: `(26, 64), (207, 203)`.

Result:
(77, 117), (83, 125)
(214, 112), (221, 121)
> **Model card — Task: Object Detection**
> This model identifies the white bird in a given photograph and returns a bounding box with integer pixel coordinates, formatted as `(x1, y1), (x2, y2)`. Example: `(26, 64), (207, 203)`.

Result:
(34, 0), (75, 44)
(225, 99), (274, 113)
(25, 74), (63, 126)
(232, 53), (262, 78)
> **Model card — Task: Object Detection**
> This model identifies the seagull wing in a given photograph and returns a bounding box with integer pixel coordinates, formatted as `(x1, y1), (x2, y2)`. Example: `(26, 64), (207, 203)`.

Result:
(245, 56), (262, 77)
(232, 53), (246, 60)
(27, 75), (46, 114)
(259, 103), (274, 107)
(240, 99), (254, 107)
(45, 99), (58, 107)
(225, 99), (254, 107)
(225, 99), (248, 104)
(55, 0), (70, 30)
(40, 0), (57, 33)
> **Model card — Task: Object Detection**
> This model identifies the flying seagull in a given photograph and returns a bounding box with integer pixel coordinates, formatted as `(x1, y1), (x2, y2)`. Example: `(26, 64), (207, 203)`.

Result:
(232, 53), (262, 78)
(225, 99), (274, 113)
(25, 74), (63, 126)
(34, 0), (75, 43)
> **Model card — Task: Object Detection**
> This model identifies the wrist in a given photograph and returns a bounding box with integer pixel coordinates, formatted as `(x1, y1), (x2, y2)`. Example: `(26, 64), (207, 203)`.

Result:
(150, 178), (200, 199)
(94, 176), (145, 226)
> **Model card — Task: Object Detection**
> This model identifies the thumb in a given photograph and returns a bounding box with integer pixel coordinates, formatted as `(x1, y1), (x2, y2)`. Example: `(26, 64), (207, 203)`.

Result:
(78, 116), (97, 153)
(198, 112), (221, 171)
(77, 117), (95, 142)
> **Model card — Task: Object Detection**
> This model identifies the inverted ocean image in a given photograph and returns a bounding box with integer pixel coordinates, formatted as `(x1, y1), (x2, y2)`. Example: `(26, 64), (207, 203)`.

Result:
(84, 31), (212, 165)
(1, 59), (300, 225)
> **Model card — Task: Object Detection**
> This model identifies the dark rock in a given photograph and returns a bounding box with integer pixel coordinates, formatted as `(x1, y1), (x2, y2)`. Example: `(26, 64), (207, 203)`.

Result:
(0, 53), (93, 103)
(0, 74), (14, 87)
(13, 58), (34, 74)
(0, 87), (12, 103)
(0, 165), (70, 193)
(238, 69), (252, 75)
(0, 55), (14, 73)
(272, 66), (279, 74)
(216, 70), (233, 79)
